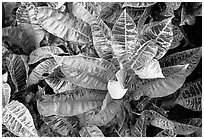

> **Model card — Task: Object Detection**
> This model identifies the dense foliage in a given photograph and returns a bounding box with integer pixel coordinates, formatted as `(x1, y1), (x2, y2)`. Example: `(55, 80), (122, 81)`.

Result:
(2, 2), (202, 137)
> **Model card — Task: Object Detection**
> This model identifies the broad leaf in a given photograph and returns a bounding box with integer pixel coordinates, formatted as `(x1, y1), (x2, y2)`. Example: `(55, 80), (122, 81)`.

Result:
(2, 100), (38, 137)
(79, 126), (105, 137)
(45, 68), (76, 93)
(27, 58), (58, 85)
(37, 87), (107, 116)
(28, 46), (65, 65)
(54, 55), (116, 90)
(122, 2), (156, 8)
(133, 59), (164, 79)
(175, 79), (202, 111)
(6, 54), (29, 91)
(128, 64), (189, 100)
(43, 115), (79, 136)
(169, 25), (184, 49)
(155, 129), (177, 137)
(112, 9), (138, 65)
(36, 7), (92, 44)
(88, 100), (123, 126)
(159, 47), (202, 76)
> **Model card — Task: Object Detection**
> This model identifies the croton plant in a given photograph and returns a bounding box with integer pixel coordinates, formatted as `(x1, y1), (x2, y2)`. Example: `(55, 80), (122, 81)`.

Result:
(2, 2), (202, 137)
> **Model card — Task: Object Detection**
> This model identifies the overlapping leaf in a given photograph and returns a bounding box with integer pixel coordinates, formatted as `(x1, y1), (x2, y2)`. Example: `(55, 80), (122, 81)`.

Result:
(36, 7), (92, 44)
(175, 79), (202, 111)
(54, 55), (116, 90)
(37, 87), (107, 116)
(79, 126), (105, 137)
(155, 129), (177, 137)
(122, 2), (156, 8)
(2, 100), (38, 137)
(28, 46), (65, 65)
(27, 58), (58, 85)
(169, 25), (184, 49)
(2, 83), (11, 108)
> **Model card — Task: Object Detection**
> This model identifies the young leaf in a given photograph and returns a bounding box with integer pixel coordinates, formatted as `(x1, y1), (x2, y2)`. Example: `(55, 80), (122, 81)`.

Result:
(28, 46), (65, 65)
(27, 58), (58, 85)
(122, 2), (156, 8)
(79, 126), (105, 137)
(2, 83), (11, 108)
(54, 55), (116, 90)
(43, 115), (79, 136)
(6, 54), (29, 91)
(37, 87), (107, 116)
(88, 99), (123, 126)
(2, 100), (38, 137)
(175, 79), (202, 111)
(159, 47), (202, 76)
(36, 7), (92, 44)
(112, 9), (138, 65)
(133, 59), (164, 79)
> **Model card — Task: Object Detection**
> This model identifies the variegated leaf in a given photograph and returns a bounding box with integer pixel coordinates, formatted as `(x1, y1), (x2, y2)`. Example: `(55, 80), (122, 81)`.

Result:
(16, 2), (44, 46)
(140, 17), (173, 59)
(28, 46), (65, 65)
(132, 116), (147, 137)
(169, 25), (184, 49)
(43, 115), (79, 136)
(159, 47), (202, 76)
(128, 64), (189, 100)
(46, 2), (65, 11)
(2, 82), (11, 108)
(27, 58), (58, 85)
(2, 100), (38, 137)
(88, 100), (123, 126)
(79, 126), (104, 137)
(112, 9), (139, 65)
(122, 2), (156, 8)
(45, 67), (76, 93)
(155, 129), (177, 137)
(36, 7), (92, 44)
(2, 72), (8, 82)
(164, 2), (181, 15)
(53, 55), (116, 90)
(133, 59), (164, 79)
(6, 54), (29, 91)
(37, 87), (107, 116)
(175, 79), (202, 111)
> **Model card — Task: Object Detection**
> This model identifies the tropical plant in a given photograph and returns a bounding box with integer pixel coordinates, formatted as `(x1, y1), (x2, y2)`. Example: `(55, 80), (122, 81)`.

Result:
(2, 2), (202, 137)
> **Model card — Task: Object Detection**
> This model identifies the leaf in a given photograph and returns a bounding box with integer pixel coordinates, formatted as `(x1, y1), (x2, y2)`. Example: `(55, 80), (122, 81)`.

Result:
(2, 72), (8, 82)
(140, 17), (174, 59)
(133, 59), (164, 79)
(169, 25), (184, 49)
(2, 83), (11, 108)
(28, 46), (65, 65)
(108, 80), (128, 99)
(6, 54), (29, 91)
(79, 126), (105, 137)
(162, 2), (181, 16)
(54, 55), (116, 90)
(37, 87), (107, 116)
(155, 129), (177, 137)
(175, 79), (202, 111)
(2, 100), (38, 137)
(27, 58), (58, 85)
(43, 115), (79, 136)
(45, 68), (76, 93)
(88, 99), (123, 126)
(128, 64), (189, 100)
(132, 115), (147, 137)
(159, 47), (202, 76)
(16, 2), (44, 46)
(112, 9), (139, 65)
(36, 7), (92, 44)
(122, 2), (156, 8)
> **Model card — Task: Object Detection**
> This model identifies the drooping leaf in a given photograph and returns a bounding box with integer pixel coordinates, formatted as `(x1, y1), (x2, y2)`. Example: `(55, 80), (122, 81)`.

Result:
(36, 7), (92, 44)
(16, 2), (44, 47)
(128, 64), (189, 100)
(2, 100), (38, 137)
(133, 59), (164, 79)
(88, 99), (123, 126)
(6, 54), (29, 91)
(27, 58), (58, 85)
(28, 46), (65, 65)
(43, 115), (79, 136)
(37, 87), (107, 116)
(2, 83), (11, 108)
(159, 47), (202, 76)
(169, 25), (184, 49)
(79, 126), (105, 137)
(53, 55), (116, 90)
(140, 17), (174, 59)
(122, 2), (156, 8)
(45, 67), (76, 93)
(155, 129), (177, 137)
(175, 79), (202, 111)
(112, 9), (139, 65)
